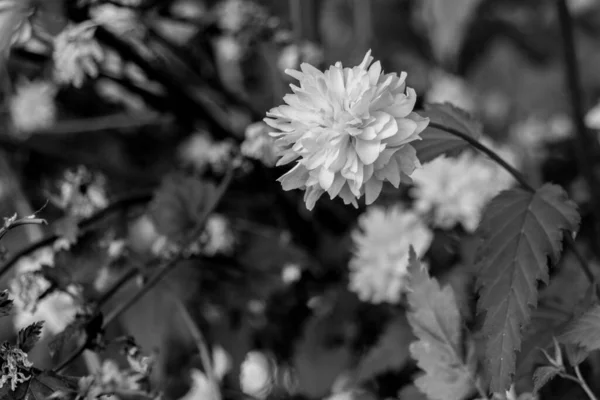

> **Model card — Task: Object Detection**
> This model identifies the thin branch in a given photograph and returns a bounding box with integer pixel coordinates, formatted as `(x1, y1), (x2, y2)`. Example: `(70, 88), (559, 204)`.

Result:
(557, 0), (600, 257)
(102, 167), (234, 327)
(574, 365), (599, 400)
(95, 27), (237, 141)
(96, 266), (140, 308)
(30, 112), (172, 136)
(54, 167), (235, 372)
(53, 344), (87, 373)
(0, 217), (47, 242)
(431, 122), (600, 299)
(0, 191), (152, 281)
(0, 135), (156, 184)
(428, 122), (532, 190)
(172, 294), (221, 400)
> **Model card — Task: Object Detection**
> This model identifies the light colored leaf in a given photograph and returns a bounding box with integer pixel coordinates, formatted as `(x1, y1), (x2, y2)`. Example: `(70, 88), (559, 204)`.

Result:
(406, 248), (478, 400)
(413, 103), (482, 163)
(475, 184), (580, 392)
(532, 366), (560, 393)
(559, 304), (600, 352)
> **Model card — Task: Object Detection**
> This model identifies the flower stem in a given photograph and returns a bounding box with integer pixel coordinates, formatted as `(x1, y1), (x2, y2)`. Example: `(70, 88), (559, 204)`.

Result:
(430, 121), (600, 299)
(574, 365), (598, 400)
(53, 167), (235, 372)
(101, 167), (234, 327)
(557, 0), (600, 261)
(427, 122), (532, 190)
(0, 191), (152, 281)
(172, 294), (221, 400)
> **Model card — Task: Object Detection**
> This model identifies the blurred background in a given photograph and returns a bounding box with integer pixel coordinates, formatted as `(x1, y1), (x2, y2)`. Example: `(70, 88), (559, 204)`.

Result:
(2, 0), (600, 399)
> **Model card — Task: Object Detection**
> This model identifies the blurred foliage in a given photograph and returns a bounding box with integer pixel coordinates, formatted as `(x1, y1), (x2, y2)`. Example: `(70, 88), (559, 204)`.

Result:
(0, 1), (600, 400)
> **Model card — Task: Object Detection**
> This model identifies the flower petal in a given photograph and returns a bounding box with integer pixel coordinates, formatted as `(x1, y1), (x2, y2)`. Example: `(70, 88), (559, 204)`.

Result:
(364, 179), (383, 205)
(355, 139), (381, 165)
(319, 168), (335, 190)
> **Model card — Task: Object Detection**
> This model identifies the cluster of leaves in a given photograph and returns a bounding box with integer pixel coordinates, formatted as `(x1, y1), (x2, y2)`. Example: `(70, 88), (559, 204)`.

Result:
(0, 290), (78, 399)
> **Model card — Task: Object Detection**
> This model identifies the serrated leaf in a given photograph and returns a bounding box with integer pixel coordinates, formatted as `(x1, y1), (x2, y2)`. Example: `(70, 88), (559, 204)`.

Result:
(532, 366), (560, 393)
(17, 321), (44, 353)
(0, 369), (78, 400)
(413, 103), (482, 163)
(475, 184), (580, 392)
(0, 289), (13, 317)
(559, 304), (600, 352)
(406, 248), (477, 400)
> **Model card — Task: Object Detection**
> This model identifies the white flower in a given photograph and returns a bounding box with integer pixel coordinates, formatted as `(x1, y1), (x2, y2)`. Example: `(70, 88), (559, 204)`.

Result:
(83, 360), (145, 399)
(11, 280), (81, 337)
(265, 50), (429, 210)
(0, 343), (33, 391)
(241, 122), (280, 166)
(586, 101), (600, 131)
(277, 42), (324, 74)
(53, 22), (104, 87)
(214, 36), (243, 62)
(50, 166), (108, 218)
(240, 351), (272, 399)
(349, 205), (433, 304)
(426, 71), (474, 112)
(411, 138), (519, 232)
(511, 115), (573, 153)
(9, 248), (81, 337)
(213, 346), (232, 381)
(202, 214), (235, 256)
(10, 80), (57, 135)
(90, 4), (141, 37)
(178, 132), (235, 173)
(179, 369), (219, 400)
(281, 263), (301, 284)
(568, 0), (598, 14)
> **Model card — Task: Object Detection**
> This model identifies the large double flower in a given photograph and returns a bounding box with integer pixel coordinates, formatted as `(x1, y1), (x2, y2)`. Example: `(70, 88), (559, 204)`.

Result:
(265, 50), (429, 209)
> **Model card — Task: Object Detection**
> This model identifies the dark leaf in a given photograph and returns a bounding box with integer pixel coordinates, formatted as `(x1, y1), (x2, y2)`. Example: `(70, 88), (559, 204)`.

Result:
(533, 366), (560, 393)
(0, 369), (78, 400)
(17, 321), (44, 353)
(559, 304), (600, 353)
(0, 290), (13, 317)
(475, 184), (580, 391)
(48, 318), (85, 359)
(413, 103), (482, 163)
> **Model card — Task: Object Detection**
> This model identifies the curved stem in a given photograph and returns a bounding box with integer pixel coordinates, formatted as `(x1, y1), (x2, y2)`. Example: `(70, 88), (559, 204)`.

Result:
(96, 267), (139, 308)
(54, 167), (235, 372)
(172, 294), (221, 400)
(53, 346), (87, 373)
(428, 122), (532, 190)
(0, 191), (152, 281)
(575, 365), (599, 400)
(102, 167), (234, 327)
(430, 122), (600, 299)
(557, 0), (600, 261)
